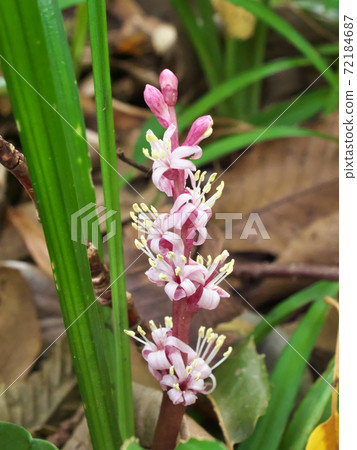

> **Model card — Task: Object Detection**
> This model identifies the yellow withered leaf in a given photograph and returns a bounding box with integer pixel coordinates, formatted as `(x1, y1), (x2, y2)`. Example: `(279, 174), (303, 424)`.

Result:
(212, 0), (257, 40)
(306, 411), (339, 450)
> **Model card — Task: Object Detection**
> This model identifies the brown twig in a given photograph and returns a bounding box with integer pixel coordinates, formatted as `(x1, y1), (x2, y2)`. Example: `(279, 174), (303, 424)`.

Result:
(47, 406), (85, 447)
(0, 135), (35, 202)
(117, 149), (151, 175)
(233, 262), (339, 281)
(86, 242), (150, 333)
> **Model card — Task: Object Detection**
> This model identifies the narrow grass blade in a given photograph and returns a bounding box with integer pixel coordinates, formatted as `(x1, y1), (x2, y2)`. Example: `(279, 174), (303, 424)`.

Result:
(226, 0), (337, 88)
(87, 0), (134, 442)
(279, 358), (335, 450)
(199, 126), (337, 165)
(253, 281), (339, 344)
(239, 300), (330, 450)
(0, 0), (119, 448)
(70, 3), (89, 78)
(179, 46), (336, 130)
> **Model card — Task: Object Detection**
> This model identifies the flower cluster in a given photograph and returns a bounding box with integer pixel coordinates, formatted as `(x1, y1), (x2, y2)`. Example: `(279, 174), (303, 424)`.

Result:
(125, 320), (232, 406)
(126, 69), (235, 406)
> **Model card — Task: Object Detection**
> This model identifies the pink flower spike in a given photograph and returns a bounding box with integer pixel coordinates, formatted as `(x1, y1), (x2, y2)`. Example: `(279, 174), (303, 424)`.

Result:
(159, 69), (178, 106)
(183, 115), (213, 146)
(144, 84), (172, 128)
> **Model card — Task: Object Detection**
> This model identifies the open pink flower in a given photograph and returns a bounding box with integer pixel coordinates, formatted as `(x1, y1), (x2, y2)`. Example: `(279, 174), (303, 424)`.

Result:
(145, 246), (205, 301)
(143, 125), (202, 197)
(171, 170), (224, 245)
(125, 323), (232, 406)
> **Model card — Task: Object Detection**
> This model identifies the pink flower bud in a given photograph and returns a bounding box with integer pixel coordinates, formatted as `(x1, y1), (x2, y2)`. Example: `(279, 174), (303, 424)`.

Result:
(144, 84), (171, 128)
(159, 69), (178, 106)
(183, 115), (213, 146)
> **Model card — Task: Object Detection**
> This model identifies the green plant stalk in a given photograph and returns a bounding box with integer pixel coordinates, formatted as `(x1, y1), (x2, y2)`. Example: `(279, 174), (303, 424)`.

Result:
(249, 13), (268, 115)
(227, 0), (338, 89)
(170, 0), (221, 89)
(240, 300), (330, 450)
(87, 0), (134, 442)
(279, 358), (335, 450)
(0, 0), (119, 448)
(253, 281), (339, 343)
(71, 2), (89, 78)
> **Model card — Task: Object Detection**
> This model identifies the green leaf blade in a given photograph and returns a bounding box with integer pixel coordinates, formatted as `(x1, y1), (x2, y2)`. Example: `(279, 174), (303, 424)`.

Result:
(209, 337), (270, 446)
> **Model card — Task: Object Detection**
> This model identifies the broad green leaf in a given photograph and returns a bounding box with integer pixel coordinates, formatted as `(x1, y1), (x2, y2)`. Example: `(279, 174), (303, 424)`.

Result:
(176, 439), (226, 449)
(240, 300), (329, 450)
(0, 422), (58, 450)
(253, 281), (339, 344)
(199, 126), (337, 165)
(0, 1), (118, 448)
(279, 358), (334, 450)
(227, 0), (337, 88)
(209, 337), (270, 446)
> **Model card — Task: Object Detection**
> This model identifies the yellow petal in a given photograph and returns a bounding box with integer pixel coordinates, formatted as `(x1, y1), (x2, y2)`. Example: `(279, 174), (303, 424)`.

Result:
(306, 411), (339, 450)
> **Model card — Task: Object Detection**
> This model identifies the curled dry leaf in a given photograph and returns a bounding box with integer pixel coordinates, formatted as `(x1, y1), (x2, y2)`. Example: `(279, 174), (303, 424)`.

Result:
(306, 411), (339, 450)
(7, 203), (52, 277)
(0, 267), (41, 386)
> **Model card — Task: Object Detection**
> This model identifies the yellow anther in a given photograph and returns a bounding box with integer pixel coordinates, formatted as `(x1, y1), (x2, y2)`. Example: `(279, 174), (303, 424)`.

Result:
(207, 255), (212, 266)
(206, 328), (213, 340)
(140, 203), (148, 212)
(215, 335), (226, 349)
(149, 320), (157, 330)
(130, 211), (138, 222)
(169, 366), (175, 376)
(192, 359), (198, 368)
(133, 203), (141, 213)
(175, 267), (181, 276)
(151, 149), (160, 160)
(181, 255), (187, 263)
(159, 273), (168, 280)
(135, 239), (144, 249)
(160, 150), (166, 158)
(203, 127), (213, 139)
(194, 170), (201, 181)
(144, 220), (153, 228)
(150, 205), (158, 215)
(200, 171), (207, 182)
(157, 254), (164, 261)
(131, 223), (141, 230)
(223, 346), (233, 358)
(195, 372), (201, 381)
(196, 255), (204, 265)
(207, 332), (217, 344)
(198, 326), (206, 339)
(137, 325), (146, 336)
(124, 330), (135, 337)
(149, 258), (156, 268)
(173, 383), (181, 391)
(168, 251), (176, 258)
(146, 131), (158, 142)
(142, 147), (150, 158)
(208, 173), (217, 183)
(165, 316), (173, 328)
(140, 236), (147, 245)
(220, 263), (229, 273)
(214, 254), (222, 265)
(203, 183), (212, 194)
(186, 366), (192, 374)
(217, 181), (225, 191)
